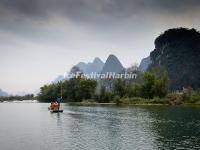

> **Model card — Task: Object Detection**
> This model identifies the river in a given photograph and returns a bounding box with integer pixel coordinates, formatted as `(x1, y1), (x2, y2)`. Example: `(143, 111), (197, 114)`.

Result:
(0, 102), (200, 150)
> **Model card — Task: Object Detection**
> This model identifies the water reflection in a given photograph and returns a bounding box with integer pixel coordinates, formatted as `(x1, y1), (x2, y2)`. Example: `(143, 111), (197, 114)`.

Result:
(141, 106), (200, 149)
(63, 105), (157, 150)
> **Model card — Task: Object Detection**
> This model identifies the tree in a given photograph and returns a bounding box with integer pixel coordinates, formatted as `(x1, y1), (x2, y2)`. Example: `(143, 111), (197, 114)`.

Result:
(78, 79), (97, 99)
(140, 72), (155, 99)
(38, 78), (97, 102)
(149, 66), (169, 98)
(113, 79), (127, 97)
(127, 83), (141, 97)
(64, 78), (81, 101)
(38, 83), (61, 102)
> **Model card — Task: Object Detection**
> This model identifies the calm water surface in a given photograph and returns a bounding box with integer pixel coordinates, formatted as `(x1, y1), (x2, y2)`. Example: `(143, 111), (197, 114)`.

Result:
(0, 103), (200, 150)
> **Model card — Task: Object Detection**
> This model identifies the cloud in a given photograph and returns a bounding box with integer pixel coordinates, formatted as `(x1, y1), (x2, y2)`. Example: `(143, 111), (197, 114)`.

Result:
(0, 0), (200, 93)
(1, 0), (200, 60)
(1, 0), (200, 23)
(0, 0), (200, 33)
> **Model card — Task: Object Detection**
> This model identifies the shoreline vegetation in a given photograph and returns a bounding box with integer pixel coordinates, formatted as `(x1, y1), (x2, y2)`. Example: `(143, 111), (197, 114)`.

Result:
(1, 99), (199, 107)
(67, 96), (200, 106)
(36, 69), (200, 106)
(0, 94), (35, 102)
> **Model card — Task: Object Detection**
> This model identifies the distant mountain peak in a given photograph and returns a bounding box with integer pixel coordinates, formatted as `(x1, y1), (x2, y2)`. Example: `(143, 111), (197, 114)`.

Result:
(77, 62), (86, 66)
(74, 57), (104, 74)
(92, 57), (104, 66)
(93, 57), (103, 63)
(107, 54), (117, 59)
(0, 88), (9, 97)
(101, 54), (124, 73)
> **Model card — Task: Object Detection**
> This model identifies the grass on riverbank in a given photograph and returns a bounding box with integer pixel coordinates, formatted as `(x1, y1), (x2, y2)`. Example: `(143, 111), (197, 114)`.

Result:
(80, 92), (200, 106)
(80, 97), (170, 106)
(114, 97), (169, 105)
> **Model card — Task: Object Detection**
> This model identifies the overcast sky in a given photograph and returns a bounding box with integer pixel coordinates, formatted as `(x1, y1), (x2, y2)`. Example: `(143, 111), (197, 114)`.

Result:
(0, 0), (200, 94)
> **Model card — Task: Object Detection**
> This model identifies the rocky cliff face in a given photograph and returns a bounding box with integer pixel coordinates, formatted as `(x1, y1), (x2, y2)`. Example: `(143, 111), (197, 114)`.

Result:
(150, 28), (200, 90)
(138, 56), (151, 72)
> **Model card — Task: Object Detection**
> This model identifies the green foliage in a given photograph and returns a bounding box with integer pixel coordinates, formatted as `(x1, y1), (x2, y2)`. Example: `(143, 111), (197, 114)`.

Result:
(184, 91), (200, 104)
(94, 69), (169, 103)
(113, 79), (127, 97)
(139, 70), (169, 99)
(154, 78), (168, 98)
(126, 83), (141, 97)
(104, 92), (115, 103)
(113, 95), (121, 104)
(38, 67), (170, 104)
(78, 80), (97, 100)
(118, 97), (169, 105)
(81, 99), (96, 104)
(94, 86), (114, 103)
(38, 78), (97, 102)
(166, 93), (183, 105)
(140, 72), (156, 99)
(38, 83), (61, 102)
(63, 78), (82, 101)
(0, 94), (35, 101)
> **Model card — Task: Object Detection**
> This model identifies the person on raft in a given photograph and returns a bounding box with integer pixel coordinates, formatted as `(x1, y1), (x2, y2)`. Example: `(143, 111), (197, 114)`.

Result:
(50, 101), (58, 110)
(50, 97), (62, 110)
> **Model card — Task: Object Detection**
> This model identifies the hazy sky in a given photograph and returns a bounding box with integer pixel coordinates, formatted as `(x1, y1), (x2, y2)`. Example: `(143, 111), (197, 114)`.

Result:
(0, 0), (200, 94)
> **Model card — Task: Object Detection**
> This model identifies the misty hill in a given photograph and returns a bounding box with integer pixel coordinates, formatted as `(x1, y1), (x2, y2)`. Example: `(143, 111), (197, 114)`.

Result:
(53, 54), (124, 83)
(150, 28), (200, 90)
(53, 75), (65, 83)
(76, 57), (104, 74)
(138, 56), (151, 72)
(0, 89), (9, 97)
(53, 57), (104, 83)
(75, 62), (88, 73)
(101, 54), (124, 73)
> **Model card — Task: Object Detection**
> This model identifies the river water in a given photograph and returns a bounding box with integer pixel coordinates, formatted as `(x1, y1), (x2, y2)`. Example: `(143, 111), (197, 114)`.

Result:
(0, 103), (200, 150)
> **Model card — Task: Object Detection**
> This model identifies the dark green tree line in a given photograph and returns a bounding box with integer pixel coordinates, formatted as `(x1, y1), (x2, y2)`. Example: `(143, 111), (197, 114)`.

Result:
(38, 78), (97, 102)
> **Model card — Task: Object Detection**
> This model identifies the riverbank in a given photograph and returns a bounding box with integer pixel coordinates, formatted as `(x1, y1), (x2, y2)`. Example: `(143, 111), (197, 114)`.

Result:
(70, 96), (200, 106)
(1, 99), (200, 107)
(77, 99), (169, 106)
